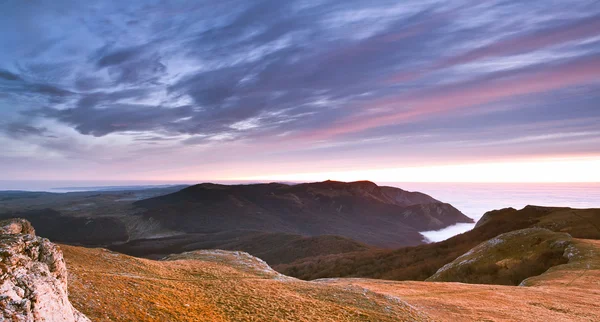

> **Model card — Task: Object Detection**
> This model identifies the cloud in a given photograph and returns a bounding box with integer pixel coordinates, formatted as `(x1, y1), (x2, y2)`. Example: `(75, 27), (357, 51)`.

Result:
(388, 13), (600, 83)
(0, 0), (599, 179)
(303, 55), (600, 139)
(33, 104), (194, 137)
(2, 123), (55, 138)
(0, 69), (21, 81)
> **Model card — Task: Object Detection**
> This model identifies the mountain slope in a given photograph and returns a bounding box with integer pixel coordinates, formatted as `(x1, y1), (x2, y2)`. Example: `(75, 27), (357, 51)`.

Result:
(321, 231), (600, 321)
(109, 230), (372, 264)
(0, 208), (129, 245)
(427, 228), (572, 285)
(62, 232), (600, 321)
(135, 180), (472, 248)
(61, 245), (430, 322)
(277, 206), (600, 280)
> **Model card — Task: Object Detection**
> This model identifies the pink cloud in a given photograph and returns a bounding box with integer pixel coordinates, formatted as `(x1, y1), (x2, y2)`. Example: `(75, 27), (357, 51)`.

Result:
(388, 15), (600, 83)
(304, 55), (600, 139)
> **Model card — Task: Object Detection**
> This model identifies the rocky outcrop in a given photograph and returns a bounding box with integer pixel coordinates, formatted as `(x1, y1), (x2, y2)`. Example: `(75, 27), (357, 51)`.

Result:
(0, 218), (90, 322)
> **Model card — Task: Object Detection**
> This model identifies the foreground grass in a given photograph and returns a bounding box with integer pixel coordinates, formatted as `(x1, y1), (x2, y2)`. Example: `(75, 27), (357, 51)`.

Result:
(62, 232), (600, 322)
(62, 246), (430, 322)
(321, 235), (600, 321)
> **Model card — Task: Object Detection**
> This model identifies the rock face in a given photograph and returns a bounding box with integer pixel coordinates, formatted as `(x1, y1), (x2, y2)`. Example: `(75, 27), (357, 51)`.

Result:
(0, 218), (90, 322)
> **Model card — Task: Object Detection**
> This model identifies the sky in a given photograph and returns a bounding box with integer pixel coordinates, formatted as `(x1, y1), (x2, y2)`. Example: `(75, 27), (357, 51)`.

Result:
(1, 0), (600, 183)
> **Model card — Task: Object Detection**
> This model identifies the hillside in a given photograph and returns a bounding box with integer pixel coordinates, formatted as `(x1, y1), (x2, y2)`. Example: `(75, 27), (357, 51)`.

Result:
(5, 214), (600, 321)
(0, 186), (188, 245)
(109, 230), (372, 264)
(319, 225), (600, 321)
(135, 180), (472, 248)
(277, 206), (600, 280)
(427, 228), (572, 285)
(61, 245), (430, 321)
(61, 233), (600, 321)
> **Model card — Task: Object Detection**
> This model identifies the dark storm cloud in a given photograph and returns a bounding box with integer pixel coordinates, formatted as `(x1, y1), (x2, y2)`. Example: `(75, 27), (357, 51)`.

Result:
(1, 0), (599, 157)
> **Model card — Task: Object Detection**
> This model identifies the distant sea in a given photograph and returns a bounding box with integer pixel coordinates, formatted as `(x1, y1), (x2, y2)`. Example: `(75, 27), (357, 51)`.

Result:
(1, 180), (599, 242)
(384, 182), (600, 242)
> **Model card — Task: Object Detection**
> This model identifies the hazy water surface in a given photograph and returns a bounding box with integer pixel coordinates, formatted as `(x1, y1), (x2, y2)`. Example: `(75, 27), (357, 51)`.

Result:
(384, 182), (600, 242)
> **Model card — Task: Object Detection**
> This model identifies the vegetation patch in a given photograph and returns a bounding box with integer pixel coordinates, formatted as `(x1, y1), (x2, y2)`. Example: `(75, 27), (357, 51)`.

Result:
(426, 228), (571, 285)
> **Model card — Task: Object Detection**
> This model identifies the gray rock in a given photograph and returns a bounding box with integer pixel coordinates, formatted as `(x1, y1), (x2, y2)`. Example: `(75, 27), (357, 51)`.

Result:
(0, 218), (90, 322)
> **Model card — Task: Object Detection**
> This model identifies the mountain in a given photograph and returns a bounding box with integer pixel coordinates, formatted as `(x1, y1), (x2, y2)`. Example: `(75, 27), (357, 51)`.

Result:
(0, 181), (470, 270)
(277, 206), (600, 281)
(135, 180), (472, 248)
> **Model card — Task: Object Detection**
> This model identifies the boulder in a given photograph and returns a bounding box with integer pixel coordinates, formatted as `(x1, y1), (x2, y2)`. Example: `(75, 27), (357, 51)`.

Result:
(0, 218), (90, 322)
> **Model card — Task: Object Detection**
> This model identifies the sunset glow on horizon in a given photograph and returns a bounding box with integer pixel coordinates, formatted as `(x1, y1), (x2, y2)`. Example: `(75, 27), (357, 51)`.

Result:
(237, 157), (600, 183)
(1, 1), (599, 184)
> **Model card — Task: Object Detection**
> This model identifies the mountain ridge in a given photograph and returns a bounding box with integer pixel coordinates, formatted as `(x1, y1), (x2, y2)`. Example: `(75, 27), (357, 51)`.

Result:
(135, 180), (472, 248)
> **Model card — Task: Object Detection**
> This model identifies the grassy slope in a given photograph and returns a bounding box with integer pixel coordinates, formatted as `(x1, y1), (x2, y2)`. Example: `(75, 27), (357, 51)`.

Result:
(276, 206), (600, 281)
(522, 238), (600, 288)
(62, 245), (430, 322)
(427, 228), (571, 285)
(62, 235), (600, 322)
(322, 237), (600, 321)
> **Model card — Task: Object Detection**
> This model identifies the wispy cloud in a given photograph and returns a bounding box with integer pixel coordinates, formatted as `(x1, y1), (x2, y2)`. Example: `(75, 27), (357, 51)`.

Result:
(0, 0), (599, 179)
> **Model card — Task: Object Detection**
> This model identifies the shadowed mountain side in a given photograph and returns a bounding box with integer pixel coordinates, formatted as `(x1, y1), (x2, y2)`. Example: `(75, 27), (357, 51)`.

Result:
(0, 186), (191, 245)
(135, 180), (472, 248)
(109, 230), (372, 265)
(276, 206), (600, 281)
(0, 209), (129, 245)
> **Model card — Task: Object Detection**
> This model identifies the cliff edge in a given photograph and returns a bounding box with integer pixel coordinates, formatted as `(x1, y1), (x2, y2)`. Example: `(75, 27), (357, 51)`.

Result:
(0, 218), (90, 322)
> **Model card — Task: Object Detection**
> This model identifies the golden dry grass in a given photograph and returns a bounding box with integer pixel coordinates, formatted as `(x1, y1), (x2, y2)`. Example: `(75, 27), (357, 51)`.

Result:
(61, 245), (431, 322)
(323, 238), (600, 322)
(61, 236), (600, 322)
(323, 279), (600, 322)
